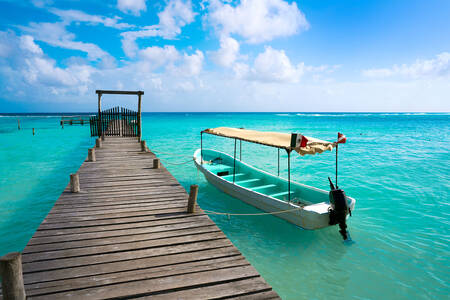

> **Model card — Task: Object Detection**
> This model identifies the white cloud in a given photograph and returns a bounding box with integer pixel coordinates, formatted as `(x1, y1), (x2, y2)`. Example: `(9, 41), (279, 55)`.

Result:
(20, 22), (112, 62)
(134, 45), (204, 76)
(211, 36), (240, 67)
(31, 0), (53, 8)
(117, 0), (147, 16)
(252, 46), (303, 83)
(362, 68), (393, 78)
(0, 30), (96, 99)
(24, 57), (94, 87)
(19, 8), (132, 65)
(220, 46), (336, 83)
(1, 29), (449, 112)
(208, 0), (309, 44)
(232, 62), (250, 79)
(50, 8), (134, 30)
(19, 35), (43, 55)
(363, 52), (450, 79)
(139, 45), (180, 70)
(158, 0), (196, 38)
(120, 0), (196, 57)
(0, 30), (17, 57)
(151, 78), (163, 90)
(121, 27), (160, 58)
(175, 50), (204, 76)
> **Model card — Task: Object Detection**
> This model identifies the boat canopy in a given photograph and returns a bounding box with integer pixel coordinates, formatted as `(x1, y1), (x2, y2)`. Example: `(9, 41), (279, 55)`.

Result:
(203, 127), (335, 156)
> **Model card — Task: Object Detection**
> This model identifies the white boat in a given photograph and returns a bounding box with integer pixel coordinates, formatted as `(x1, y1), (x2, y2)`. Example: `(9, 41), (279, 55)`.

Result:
(194, 127), (356, 239)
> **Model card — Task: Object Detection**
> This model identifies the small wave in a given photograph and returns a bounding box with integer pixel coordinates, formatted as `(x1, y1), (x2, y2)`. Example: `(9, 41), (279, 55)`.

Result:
(294, 113), (450, 117)
(0, 115), (61, 118)
(275, 114), (292, 117)
(296, 113), (352, 117)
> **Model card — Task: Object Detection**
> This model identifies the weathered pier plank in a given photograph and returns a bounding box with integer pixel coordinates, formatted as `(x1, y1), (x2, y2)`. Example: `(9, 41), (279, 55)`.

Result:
(4, 136), (279, 299)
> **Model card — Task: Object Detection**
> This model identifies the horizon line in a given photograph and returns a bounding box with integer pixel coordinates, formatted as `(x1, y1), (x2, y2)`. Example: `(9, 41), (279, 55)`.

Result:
(0, 111), (449, 115)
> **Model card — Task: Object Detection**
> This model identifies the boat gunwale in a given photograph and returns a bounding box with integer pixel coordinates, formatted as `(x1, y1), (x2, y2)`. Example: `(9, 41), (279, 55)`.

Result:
(194, 148), (357, 208)
(194, 149), (304, 207)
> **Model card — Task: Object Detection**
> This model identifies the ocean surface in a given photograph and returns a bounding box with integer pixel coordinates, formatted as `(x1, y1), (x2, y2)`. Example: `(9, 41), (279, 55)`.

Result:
(0, 112), (449, 299)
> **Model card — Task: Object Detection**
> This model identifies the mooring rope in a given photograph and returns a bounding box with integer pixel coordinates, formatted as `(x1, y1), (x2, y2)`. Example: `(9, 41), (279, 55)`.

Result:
(152, 149), (304, 218)
(202, 207), (303, 217)
(152, 149), (192, 158)
(159, 158), (193, 165)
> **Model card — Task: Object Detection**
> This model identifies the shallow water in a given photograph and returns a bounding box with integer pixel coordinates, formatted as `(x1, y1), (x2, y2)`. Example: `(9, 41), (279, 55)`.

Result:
(0, 113), (449, 299)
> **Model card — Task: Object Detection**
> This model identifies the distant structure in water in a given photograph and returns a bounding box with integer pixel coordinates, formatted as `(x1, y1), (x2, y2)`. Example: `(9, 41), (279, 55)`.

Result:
(60, 115), (91, 127)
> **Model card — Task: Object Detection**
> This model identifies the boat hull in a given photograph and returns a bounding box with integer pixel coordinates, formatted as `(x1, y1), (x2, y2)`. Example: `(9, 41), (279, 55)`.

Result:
(194, 149), (356, 230)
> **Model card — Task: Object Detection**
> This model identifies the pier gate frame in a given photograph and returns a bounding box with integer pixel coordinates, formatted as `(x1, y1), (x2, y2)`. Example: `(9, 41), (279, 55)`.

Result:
(91, 90), (144, 139)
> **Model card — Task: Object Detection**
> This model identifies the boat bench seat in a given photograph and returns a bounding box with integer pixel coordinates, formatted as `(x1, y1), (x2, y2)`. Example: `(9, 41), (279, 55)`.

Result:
(221, 173), (245, 180)
(236, 178), (260, 185)
(269, 191), (294, 198)
(251, 184), (276, 191)
(207, 164), (233, 174)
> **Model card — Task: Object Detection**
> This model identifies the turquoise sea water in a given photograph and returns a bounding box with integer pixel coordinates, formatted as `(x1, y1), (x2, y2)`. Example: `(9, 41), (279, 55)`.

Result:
(0, 113), (449, 299)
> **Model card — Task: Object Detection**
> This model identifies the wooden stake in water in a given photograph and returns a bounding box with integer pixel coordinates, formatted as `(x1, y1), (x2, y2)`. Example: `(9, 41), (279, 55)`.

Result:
(32, 128), (35, 136)
(17, 119), (20, 130)
(187, 185), (198, 213)
(0, 252), (26, 300)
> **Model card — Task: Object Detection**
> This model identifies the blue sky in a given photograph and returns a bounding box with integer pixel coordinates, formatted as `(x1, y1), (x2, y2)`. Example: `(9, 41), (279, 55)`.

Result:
(0, 0), (449, 112)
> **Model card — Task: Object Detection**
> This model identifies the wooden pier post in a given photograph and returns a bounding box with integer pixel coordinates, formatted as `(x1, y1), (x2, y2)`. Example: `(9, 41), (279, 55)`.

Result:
(17, 119), (20, 130)
(0, 252), (26, 300)
(141, 140), (147, 152)
(70, 173), (80, 193)
(97, 92), (102, 137)
(187, 184), (198, 213)
(88, 148), (96, 162)
(32, 128), (35, 135)
(138, 93), (142, 140)
(101, 132), (105, 141)
(153, 158), (160, 169)
(96, 138), (102, 148)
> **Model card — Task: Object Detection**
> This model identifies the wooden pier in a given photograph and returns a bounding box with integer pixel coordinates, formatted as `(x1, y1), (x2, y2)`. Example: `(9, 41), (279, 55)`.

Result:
(60, 116), (91, 126)
(1, 137), (279, 299)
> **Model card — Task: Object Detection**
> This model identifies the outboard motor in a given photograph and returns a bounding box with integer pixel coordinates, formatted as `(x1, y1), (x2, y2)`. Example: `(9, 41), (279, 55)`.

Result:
(328, 177), (351, 240)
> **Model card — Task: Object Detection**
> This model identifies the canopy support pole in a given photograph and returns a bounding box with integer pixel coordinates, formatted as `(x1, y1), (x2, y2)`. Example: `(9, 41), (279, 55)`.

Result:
(288, 150), (291, 202)
(233, 138), (237, 183)
(277, 148), (280, 176)
(336, 143), (338, 188)
(239, 140), (242, 161)
(200, 131), (203, 165)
